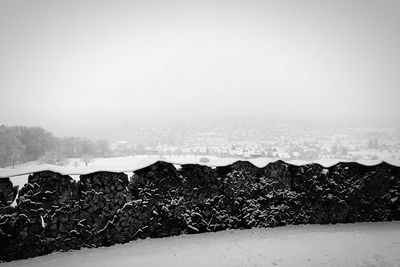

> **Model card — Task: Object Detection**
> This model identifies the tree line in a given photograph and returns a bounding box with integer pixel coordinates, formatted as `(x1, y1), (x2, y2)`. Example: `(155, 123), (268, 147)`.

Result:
(0, 125), (111, 168)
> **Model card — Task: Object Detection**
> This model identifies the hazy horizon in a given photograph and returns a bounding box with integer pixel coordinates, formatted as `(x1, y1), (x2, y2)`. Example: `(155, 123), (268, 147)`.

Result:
(1, 0), (400, 138)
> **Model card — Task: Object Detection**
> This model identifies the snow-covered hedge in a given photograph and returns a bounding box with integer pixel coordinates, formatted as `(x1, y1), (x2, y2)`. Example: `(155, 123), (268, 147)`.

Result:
(0, 161), (399, 262)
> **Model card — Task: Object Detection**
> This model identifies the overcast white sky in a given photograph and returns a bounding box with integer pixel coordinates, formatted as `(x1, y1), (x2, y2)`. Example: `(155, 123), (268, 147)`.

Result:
(0, 0), (399, 135)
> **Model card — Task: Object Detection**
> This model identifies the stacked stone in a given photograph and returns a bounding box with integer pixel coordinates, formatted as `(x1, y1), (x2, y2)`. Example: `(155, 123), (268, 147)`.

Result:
(354, 163), (400, 221)
(206, 162), (259, 230)
(287, 163), (348, 223)
(78, 172), (131, 246)
(289, 162), (400, 224)
(0, 178), (18, 207)
(178, 164), (223, 233)
(1, 161), (400, 262)
(212, 161), (301, 229)
(129, 161), (400, 234)
(262, 160), (293, 190)
(0, 171), (80, 259)
(131, 162), (186, 238)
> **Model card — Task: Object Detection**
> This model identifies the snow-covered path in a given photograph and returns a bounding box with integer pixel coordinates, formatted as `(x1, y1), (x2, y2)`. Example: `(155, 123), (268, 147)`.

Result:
(2, 222), (400, 267)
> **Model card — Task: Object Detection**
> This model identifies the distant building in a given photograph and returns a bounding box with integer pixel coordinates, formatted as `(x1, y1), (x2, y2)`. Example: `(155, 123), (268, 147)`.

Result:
(277, 152), (291, 159)
(111, 141), (130, 151)
(368, 137), (379, 149)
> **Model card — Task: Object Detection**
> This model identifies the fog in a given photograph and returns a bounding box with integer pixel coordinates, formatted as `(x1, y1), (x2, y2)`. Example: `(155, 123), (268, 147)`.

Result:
(1, 0), (399, 137)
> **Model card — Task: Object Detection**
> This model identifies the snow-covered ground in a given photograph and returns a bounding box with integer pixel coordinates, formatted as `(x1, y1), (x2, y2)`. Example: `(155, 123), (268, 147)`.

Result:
(2, 222), (400, 267)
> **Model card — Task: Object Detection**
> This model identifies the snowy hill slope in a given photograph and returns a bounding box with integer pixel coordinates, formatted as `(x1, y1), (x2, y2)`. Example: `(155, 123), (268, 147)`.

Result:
(2, 221), (399, 267)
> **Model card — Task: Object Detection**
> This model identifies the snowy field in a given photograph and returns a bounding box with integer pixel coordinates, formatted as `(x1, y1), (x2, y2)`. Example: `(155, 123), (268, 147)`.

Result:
(2, 221), (400, 267)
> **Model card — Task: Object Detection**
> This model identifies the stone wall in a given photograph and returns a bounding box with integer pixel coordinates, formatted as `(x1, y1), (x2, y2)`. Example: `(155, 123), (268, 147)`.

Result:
(0, 178), (18, 207)
(0, 161), (399, 262)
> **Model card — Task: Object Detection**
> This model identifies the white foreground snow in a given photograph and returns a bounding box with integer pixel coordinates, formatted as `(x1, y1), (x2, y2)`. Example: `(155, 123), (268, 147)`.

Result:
(2, 222), (400, 267)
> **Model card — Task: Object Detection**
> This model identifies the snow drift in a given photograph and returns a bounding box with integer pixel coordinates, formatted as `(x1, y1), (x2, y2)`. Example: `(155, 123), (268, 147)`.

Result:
(2, 222), (400, 267)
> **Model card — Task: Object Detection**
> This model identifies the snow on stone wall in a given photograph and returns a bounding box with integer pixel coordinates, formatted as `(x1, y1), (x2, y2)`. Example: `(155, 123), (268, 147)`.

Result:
(1, 157), (399, 179)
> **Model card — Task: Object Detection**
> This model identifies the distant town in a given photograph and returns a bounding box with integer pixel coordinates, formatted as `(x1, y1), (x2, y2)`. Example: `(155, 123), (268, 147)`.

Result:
(109, 121), (400, 162)
(2, 121), (399, 168)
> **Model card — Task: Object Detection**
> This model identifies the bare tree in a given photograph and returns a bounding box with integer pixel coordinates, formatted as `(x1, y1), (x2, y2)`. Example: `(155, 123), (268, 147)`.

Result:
(10, 143), (25, 168)
(40, 151), (68, 166)
(96, 139), (111, 157)
(0, 134), (25, 168)
(81, 154), (93, 166)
